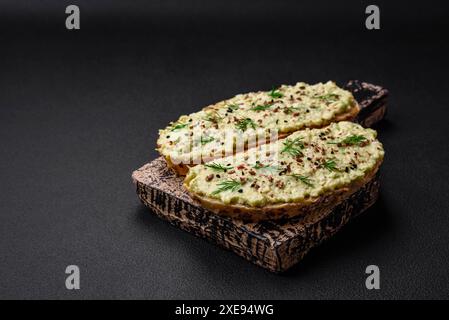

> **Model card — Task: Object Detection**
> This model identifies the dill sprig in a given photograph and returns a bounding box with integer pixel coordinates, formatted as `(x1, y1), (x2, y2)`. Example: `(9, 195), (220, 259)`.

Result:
(317, 93), (339, 102)
(253, 162), (267, 169)
(328, 134), (367, 146)
(170, 123), (188, 131)
(290, 174), (314, 187)
(205, 163), (233, 172)
(322, 159), (339, 172)
(268, 88), (283, 99)
(204, 111), (222, 123)
(227, 104), (240, 110)
(281, 138), (305, 157)
(341, 135), (367, 145)
(253, 162), (281, 172)
(284, 106), (301, 114)
(200, 136), (214, 145)
(212, 179), (242, 195)
(236, 118), (256, 131)
(251, 104), (272, 111)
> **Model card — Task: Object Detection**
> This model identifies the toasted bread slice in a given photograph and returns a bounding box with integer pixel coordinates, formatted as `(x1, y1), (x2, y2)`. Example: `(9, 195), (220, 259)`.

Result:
(183, 122), (384, 221)
(158, 81), (360, 175)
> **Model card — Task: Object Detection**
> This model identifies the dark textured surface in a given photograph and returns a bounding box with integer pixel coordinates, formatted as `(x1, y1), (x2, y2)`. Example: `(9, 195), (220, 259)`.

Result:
(1, 0), (449, 299)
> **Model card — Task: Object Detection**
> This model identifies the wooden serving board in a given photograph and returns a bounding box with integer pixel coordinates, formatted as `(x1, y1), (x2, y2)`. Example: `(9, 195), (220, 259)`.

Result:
(132, 80), (388, 273)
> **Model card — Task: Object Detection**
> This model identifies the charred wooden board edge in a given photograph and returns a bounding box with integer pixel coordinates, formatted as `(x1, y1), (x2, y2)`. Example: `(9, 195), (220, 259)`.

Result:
(135, 170), (380, 272)
(132, 80), (388, 273)
(273, 174), (380, 272)
(133, 163), (279, 270)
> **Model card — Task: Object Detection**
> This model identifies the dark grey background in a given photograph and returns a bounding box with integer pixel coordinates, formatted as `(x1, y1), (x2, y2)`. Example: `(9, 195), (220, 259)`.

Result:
(1, 0), (449, 299)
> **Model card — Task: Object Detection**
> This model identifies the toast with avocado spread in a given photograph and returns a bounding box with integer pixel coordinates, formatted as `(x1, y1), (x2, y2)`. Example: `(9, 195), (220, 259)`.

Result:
(157, 81), (359, 175)
(183, 122), (384, 221)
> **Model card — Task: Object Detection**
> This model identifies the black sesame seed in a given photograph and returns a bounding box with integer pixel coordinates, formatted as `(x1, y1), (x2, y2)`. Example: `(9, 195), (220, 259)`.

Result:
(238, 189), (243, 193)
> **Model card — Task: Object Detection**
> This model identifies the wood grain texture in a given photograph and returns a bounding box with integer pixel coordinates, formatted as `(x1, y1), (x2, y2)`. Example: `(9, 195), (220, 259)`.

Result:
(132, 81), (388, 273)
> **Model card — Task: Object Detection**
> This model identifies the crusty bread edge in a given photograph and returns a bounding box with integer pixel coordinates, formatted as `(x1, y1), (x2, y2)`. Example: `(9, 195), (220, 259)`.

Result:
(160, 103), (361, 176)
(183, 156), (382, 222)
